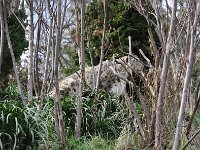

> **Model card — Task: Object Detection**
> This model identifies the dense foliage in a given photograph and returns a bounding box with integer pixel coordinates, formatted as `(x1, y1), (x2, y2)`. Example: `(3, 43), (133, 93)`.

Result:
(66, 0), (150, 69)
(0, 85), (144, 149)
(1, 0), (200, 149)
(0, 85), (58, 149)
(62, 89), (129, 138)
(3, 84), (199, 149)
(0, 9), (28, 90)
(85, 0), (150, 65)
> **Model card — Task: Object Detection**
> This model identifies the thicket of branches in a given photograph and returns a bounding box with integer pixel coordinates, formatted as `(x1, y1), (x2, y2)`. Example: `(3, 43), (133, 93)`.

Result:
(0, 0), (200, 149)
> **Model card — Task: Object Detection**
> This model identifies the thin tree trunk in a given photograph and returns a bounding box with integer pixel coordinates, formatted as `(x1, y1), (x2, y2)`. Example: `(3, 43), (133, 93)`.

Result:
(27, 0), (34, 103)
(172, 2), (200, 149)
(185, 83), (200, 137)
(54, 0), (66, 147)
(34, 9), (43, 97)
(146, 18), (159, 142)
(75, 0), (85, 139)
(186, 78), (200, 136)
(153, 0), (166, 45)
(182, 128), (200, 150)
(95, 0), (107, 91)
(48, 37), (55, 93)
(79, 0), (85, 86)
(88, 31), (96, 88)
(75, 0), (81, 61)
(128, 36), (132, 61)
(124, 93), (147, 142)
(155, 0), (177, 149)
(46, 0), (55, 94)
(61, 0), (68, 33)
(40, 18), (53, 104)
(128, 36), (151, 130)
(0, 0), (4, 74)
(4, 11), (26, 104)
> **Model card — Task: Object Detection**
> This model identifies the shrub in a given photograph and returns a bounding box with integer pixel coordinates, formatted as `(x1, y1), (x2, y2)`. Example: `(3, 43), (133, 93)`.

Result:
(61, 89), (129, 139)
(0, 100), (36, 149)
(115, 125), (142, 150)
(0, 99), (57, 149)
(67, 135), (115, 150)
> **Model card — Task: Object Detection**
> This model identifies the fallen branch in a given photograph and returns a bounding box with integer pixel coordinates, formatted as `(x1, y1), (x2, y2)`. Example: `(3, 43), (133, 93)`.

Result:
(124, 92), (147, 143)
(143, 140), (155, 150)
(182, 128), (200, 150)
(110, 65), (151, 126)
(185, 81), (200, 137)
(139, 49), (152, 67)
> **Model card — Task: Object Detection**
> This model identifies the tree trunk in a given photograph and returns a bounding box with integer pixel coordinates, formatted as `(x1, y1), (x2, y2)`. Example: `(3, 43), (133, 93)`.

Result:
(124, 93), (147, 142)
(155, 0), (177, 149)
(185, 83), (200, 137)
(33, 11), (42, 97)
(48, 37), (55, 93)
(27, 0), (34, 103)
(40, 17), (53, 104)
(75, 0), (85, 139)
(95, 0), (107, 91)
(0, 0), (4, 74)
(54, 0), (66, 147)
(172, 2), (200, 149)
(4, 11), (26, 104)
(75, 0), (81, 62)
(79, 0), (85, 86)
(87, 30), (96, 88)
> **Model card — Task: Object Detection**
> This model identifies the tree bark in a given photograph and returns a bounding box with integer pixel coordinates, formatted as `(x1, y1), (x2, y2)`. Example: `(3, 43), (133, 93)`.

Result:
(0, 0), (4, 74)
(54, 0), (66, 147)
(124, 93), (147, 142)
(95, 0), (107, 91)
(40, 17), (53, 104)
(172, 2), (200, 149)
(27, 0), (34, 103)
(75, 0), (85, 139)
(155, 0), (177, 149)
(75, 0), (81, 62)
(33, 5), (43, 97)
(4, 10), (26, 104)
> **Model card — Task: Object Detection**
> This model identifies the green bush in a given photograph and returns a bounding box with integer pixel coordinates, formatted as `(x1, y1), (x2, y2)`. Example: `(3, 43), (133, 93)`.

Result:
(84, 0), (150, 65)
(0, 100), (35, 149)
(2, 84), (21, 100)
(61, 89), (129, 139)
(67, 135), (115, 150)
(0, 84), (145, 149)
(0, 9), (28, 92)
(0, 99), (57, 149)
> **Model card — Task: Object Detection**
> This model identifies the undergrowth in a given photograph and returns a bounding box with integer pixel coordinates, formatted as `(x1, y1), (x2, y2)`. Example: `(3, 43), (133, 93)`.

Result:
(0, 84), (157, 149)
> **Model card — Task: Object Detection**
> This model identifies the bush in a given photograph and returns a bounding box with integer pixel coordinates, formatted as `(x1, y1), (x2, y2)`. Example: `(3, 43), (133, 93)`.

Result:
(0, 84), (144, 149)
(61, 89), (129, 139)
(0, 99), (57, 149)
(115, 125), (142, 149)
(0, 84), (21, 101)
(67, 135), (115, 150)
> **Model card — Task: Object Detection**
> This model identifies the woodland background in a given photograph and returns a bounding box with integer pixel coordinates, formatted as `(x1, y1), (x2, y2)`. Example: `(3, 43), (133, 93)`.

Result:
(0, 0), (200, 149)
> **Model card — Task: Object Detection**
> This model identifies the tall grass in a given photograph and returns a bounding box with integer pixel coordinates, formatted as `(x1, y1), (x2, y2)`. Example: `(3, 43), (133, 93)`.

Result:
(67, 136), (115, 150)
(0, 85), (146, 149)
(0, 84), (58, 149)
(61, 89), (130, 139)
(0, 100), (59, 149)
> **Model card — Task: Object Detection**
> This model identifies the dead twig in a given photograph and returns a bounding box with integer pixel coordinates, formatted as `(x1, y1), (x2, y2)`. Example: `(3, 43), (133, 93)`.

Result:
(182, 128), (200, 150)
